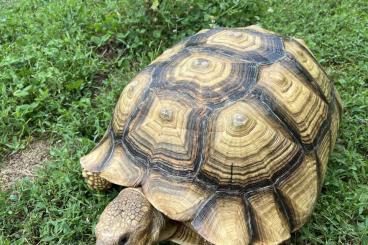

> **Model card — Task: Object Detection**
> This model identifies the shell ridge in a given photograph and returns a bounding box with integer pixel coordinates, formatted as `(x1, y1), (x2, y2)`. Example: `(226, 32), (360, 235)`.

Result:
(242, 195), (256, 243)
(313, 150), (323, 193)
(250, 88), (305, 151)
(272, 186), (295, 231)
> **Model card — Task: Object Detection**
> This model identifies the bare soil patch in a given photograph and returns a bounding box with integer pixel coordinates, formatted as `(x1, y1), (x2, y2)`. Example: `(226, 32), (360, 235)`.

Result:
(0, 140), (50, 191)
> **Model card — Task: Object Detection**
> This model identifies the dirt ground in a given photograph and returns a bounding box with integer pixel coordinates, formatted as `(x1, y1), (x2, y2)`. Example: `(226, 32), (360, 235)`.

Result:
(0, 140), (50, 191)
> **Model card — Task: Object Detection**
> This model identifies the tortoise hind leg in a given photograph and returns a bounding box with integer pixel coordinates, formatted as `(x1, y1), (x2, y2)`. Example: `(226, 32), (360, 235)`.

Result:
(82, 169), (112, 190)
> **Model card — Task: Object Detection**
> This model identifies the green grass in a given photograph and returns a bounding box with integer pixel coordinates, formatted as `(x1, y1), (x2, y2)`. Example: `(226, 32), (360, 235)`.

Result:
(0, 0), (367, 244)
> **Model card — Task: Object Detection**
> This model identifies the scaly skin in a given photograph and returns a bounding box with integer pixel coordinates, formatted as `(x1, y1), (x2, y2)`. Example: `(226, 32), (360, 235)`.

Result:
(82, 169), (112, 190)
(95, 188), (211, 245)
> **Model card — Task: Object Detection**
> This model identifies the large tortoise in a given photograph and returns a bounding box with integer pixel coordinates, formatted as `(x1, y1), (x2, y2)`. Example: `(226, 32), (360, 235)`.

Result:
(80, 25), (342, 245)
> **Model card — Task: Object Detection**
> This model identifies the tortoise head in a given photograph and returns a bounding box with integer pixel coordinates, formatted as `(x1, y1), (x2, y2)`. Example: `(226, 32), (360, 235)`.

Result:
(95, 188), (166, 245)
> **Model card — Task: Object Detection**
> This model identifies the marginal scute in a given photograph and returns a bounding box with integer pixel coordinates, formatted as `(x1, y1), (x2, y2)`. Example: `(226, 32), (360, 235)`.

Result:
(125, 91), (205, 171)
(334, 88), (343, 115)
(284, 39), (332, 102)
(80, 131), (144, 187)
(112, 70), (151, 134)
(143, 170), (210, 221)
(316, 132), (331, 180)
(276, 154), (318, 231)
(80, 131), (114, 172)
(330, 97), (341, 147)
(192, 196), (250, 245)
(151, 43), (185, 64)
(198, 29), (209, 34)
(294, 37), (314, 57)
(257, 62), (328, 145)
(249, 189), (290, 244)
(99, 144), (144, 187)
(242, 25), (278, 35)
(202, 100), (300, 185)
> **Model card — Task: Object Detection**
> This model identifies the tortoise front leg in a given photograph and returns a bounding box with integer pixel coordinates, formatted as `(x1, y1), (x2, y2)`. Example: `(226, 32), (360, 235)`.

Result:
(82, 169), (112, 190)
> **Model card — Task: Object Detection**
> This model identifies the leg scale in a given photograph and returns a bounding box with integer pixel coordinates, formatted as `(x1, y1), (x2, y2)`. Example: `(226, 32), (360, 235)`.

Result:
(82, 169), (112, 190)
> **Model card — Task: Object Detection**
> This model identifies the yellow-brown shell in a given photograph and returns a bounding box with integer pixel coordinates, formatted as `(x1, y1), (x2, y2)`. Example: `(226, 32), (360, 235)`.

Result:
(80, 25), (342, 245)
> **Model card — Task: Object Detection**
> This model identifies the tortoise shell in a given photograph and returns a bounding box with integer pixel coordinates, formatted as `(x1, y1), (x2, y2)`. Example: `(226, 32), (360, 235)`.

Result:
(81, 25), (342, 244)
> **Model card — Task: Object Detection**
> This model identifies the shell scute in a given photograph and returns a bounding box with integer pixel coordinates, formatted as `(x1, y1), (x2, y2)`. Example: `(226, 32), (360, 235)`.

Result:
(201, 100), (301, 187)
(152, 49), (258, 106)
(191, 195), (251, 245)
(248, 189), (290, 244)
(142, 170), (210, 221)
(284, 39), (333, 102)
(123, 90), (208, 172)
(256, 61), (329, 146)
(276, 154), (319, 231)
(112, 69), (152, 134)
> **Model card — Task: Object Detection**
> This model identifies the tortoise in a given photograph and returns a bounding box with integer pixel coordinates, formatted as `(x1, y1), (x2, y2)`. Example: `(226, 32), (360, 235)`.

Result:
(80, 25), (342, 245)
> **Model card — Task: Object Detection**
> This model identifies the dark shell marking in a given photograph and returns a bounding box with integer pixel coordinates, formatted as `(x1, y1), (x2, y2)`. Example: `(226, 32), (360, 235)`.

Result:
(82, 26), (341, 244)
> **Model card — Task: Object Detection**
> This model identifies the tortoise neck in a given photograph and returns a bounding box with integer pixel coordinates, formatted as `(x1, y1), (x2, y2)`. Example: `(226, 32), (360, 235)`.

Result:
(156, 211), (179, 241)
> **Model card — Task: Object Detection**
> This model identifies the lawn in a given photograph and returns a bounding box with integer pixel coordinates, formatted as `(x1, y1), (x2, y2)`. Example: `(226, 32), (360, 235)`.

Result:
(0, 0), (367, 244)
